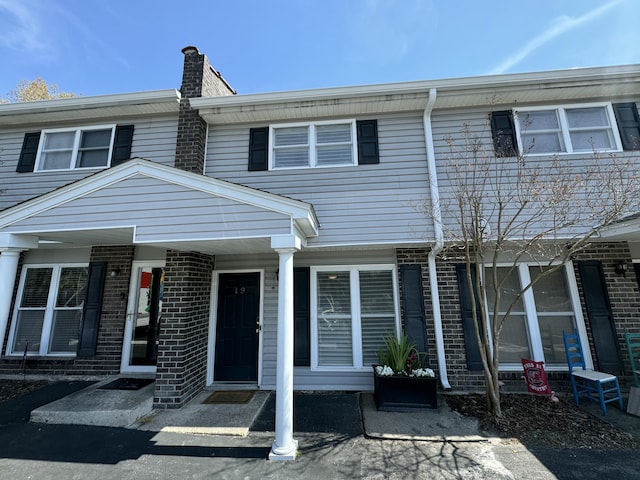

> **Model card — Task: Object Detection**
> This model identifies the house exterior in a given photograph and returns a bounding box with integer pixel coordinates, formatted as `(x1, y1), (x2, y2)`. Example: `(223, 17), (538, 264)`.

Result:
(1, 46), (640, 457)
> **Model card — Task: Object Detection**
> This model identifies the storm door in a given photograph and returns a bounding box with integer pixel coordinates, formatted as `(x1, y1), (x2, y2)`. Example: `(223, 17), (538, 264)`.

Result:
(214, 272), (260, 382)
(121, 262), (165, 373)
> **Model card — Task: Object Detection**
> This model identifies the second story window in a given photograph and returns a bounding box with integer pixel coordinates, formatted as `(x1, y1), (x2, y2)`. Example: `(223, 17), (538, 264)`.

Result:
(270, 121), (356, 169)
(515, 104), (621, 155)
(37, 126), (115, 171)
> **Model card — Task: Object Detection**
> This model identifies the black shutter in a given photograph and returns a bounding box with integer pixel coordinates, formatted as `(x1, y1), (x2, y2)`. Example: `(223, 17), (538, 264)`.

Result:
(294, 267), (311, 366)
(613, 103), (640, 150)
(578, 261), (623, 374)
(16, 132), (41, 173)
(111, 125), (134, 167)
(456, 264), (483, 370)
(356, 119), (379, 165)
(490, 111), (517, 157)
(77, 261), (107, 357)
(248, 127), (269, 171)
(399, 264), (428, 359)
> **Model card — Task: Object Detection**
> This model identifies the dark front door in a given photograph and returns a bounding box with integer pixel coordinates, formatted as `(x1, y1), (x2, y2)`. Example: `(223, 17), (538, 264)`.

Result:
(214, 272), (260, 381)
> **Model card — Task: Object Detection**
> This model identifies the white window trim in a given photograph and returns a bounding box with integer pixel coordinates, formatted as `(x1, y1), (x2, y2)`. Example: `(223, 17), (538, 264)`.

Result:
(6, 263), (89, 357)
(310, 264), (400, 372)
(268, 119), (357, 170)
(34, 124), (116, 172)
(514, 102), (623, 156)
(489, 261), (591, 372)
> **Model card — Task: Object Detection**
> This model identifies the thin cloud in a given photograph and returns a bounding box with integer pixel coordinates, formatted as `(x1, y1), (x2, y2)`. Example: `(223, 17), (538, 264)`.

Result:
(0, 0), (52, 56)
(489, 0), (624, 75)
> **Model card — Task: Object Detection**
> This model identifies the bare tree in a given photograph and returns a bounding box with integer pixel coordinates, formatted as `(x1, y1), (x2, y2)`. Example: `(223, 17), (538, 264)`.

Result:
(435, 117), (640, 417)
(2, 77), (76, 103)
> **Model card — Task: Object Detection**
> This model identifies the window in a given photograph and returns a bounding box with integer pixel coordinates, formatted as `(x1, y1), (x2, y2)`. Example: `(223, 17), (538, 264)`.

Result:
(36, 126), (115, 171)
(270, 120), (356, 169)
(515, 104), (621, 155)
(8, 265), (88, 356)
(486, 263), (583, 369)
(311, 265), (399, 369)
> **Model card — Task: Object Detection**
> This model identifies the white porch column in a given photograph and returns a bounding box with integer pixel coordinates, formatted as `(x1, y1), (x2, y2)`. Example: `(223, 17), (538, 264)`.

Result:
(269, 246), (298, 461)
(0, 250), (23, 353)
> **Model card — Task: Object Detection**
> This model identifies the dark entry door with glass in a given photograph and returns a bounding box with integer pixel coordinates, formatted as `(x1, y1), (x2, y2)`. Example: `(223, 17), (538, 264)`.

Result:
(214, 272), (260, 382)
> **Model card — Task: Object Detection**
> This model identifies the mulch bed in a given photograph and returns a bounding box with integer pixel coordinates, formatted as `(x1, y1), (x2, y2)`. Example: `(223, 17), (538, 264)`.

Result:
(446, 393), (639, 449)
(0, 379), (48, 403)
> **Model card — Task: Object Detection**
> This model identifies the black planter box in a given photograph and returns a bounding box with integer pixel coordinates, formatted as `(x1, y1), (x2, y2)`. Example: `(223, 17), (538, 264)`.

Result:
(373, 366), (438, 411)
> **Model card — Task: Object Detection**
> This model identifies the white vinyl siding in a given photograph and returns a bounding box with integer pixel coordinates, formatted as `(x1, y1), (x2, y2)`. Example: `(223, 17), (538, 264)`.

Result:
(515, 103), (622, 155)
(270, 120), (356, 169)
(206, 114), (433, 247)
(36, 125), (115, 171)
(8, 264), (88, 356)
(0, 116), (178, 211)
(311, 265), (399, 371)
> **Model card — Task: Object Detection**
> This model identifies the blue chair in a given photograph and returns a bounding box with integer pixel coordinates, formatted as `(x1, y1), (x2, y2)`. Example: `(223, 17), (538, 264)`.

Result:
(563, 330), (623, 415)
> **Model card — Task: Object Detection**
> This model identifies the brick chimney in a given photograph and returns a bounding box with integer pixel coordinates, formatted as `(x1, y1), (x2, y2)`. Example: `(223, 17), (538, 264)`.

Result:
(174, 46), (236, 174)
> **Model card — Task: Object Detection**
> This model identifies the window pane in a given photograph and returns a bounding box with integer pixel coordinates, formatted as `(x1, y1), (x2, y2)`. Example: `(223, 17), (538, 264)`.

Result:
(273, 147), (309, 168)
(81, 129), (111, 148)
(530, 267), (572, 312)
(530, 266), (576, 365)
(44, 131), (75, 149)
(523, 110), (559, 130)
(77, 149), (109, 167)
(274, 127), (308, 147)
(12, 310), (44, 354)
(56, 267), (88, 308)
(486, 267), (524, 313)
(317, 271), (352, 366)
(499, 314), (531, 362)
(566, 107), (609, 128)
(49, 310), (82, 353)
(359, 270), (396, 365)
(538, 315), (574, 364)
(21, 268), (53, 307)
(569, 130), (613, 151)
(41, 151), (72, 170)
(316, 124), (351, 144)
(521, 133), (563, 154)
(316, 145), (353, 165)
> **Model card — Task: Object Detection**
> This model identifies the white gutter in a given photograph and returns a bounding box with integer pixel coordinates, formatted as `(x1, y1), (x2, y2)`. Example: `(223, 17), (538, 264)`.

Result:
(423, 88), (450, 389)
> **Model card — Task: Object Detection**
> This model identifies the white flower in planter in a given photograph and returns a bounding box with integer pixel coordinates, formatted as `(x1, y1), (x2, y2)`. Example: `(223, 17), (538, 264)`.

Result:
(375, 365), (395, 376)
(410, 368), (435, 378)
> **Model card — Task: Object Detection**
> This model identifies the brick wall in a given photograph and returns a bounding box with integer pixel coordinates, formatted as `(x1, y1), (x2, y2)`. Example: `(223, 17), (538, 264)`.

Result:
(436, 241), (640, 392)
(0, 245), (134, 376)
(573, 242), (640, 387)
(154, 250), (214, 409)
(175, 46), (235, 174)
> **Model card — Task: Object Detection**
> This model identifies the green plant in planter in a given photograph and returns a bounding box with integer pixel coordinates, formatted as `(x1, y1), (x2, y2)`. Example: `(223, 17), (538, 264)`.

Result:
(377, 332), (434, 377)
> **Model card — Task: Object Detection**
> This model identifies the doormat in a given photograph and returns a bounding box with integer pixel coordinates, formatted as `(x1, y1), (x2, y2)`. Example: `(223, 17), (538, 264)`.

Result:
(203, 391), (256, 404)
(98, 378), (155, 391)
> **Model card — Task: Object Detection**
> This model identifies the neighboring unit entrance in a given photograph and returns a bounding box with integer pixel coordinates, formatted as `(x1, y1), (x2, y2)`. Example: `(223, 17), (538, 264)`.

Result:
(214, 272), (260, 382)
(121, 262), (165, 373)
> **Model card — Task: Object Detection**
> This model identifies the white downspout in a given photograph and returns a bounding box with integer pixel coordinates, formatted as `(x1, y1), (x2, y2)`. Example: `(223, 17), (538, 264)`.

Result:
(423, 88), (450, 389)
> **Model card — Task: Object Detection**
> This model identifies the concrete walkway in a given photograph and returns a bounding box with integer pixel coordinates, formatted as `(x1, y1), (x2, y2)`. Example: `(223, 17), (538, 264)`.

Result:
(3, 380), (640, 479)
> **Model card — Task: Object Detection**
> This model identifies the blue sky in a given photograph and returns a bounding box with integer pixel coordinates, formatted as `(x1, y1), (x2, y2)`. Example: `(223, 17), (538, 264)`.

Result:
(1, 0), (639, 98)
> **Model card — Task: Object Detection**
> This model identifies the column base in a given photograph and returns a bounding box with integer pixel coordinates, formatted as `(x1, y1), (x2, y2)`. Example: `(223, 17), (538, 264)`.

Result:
(269, 439), (298, 461)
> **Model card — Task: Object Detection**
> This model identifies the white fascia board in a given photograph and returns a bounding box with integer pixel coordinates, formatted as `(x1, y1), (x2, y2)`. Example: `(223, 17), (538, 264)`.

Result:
(0, 158), (319, 237)
(0, 90), (181, 115)
(190, 64), (640, 110)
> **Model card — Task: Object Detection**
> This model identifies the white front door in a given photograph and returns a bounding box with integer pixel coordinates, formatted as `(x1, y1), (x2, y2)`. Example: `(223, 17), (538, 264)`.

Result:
(121, 261), (165, 373)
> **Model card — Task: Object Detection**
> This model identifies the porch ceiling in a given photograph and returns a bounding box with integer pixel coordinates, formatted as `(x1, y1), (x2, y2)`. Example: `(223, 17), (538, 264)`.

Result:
(35, 227), (274, 254)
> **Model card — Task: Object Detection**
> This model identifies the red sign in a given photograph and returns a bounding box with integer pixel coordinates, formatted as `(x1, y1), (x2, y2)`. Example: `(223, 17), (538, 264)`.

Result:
(521, 358), (551, 395)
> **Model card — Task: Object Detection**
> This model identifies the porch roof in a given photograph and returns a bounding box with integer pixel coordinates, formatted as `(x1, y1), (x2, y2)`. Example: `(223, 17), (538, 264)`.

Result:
(0, 159), (319, 254)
